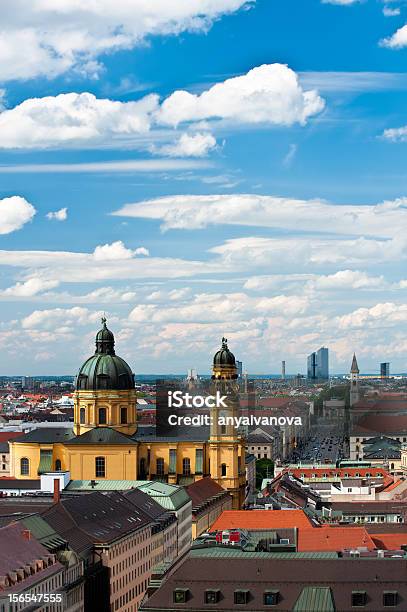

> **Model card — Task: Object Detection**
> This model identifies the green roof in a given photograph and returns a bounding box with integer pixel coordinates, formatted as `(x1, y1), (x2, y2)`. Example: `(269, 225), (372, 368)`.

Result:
(293, 587), (335, 611)
(136, 481), (191, 510)
(66, 480), (142, 491)
(21, 515), (67, 550)
(38, 450), (53, 474)
(189, 549), (338, 559)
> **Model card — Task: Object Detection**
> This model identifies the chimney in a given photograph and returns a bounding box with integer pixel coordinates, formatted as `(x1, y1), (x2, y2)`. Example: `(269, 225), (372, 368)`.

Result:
(53, 478), (60, 503)
(21, 529), (31, 541)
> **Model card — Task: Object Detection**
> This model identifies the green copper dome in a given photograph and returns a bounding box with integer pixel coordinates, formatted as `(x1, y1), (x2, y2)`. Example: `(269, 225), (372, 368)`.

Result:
(213, 337), (236, 367)
(76, 317), (135, 391)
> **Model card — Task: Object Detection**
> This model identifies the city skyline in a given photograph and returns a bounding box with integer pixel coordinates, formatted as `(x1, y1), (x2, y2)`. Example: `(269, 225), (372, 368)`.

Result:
(1, 1), (407, 374)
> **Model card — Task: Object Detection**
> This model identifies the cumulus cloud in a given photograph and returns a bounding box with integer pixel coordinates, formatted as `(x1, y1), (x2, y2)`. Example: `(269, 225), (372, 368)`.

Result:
(0, 92), (158, 149)
(21, 306), (101, 330)
(0, 65), (324, 151)
(113, 193), (407, 239)
(380, 25), (407, 49)
(310, 270), (387, 290)
(0, 278), (59, 297)
(46, 207), (68, 221)
(155, 132), (217, 157)
(92, 240), (149, 261)
(157, 64), (325, 127)
(337, 302), (407, 329)
(0, 196), (36, 234)
(0, 1), (251, 82)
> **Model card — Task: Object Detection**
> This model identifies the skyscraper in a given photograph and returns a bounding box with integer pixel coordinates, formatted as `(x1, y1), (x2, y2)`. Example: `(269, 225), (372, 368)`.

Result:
(307, 347), (329, 380)
(380, 362), (390, 378)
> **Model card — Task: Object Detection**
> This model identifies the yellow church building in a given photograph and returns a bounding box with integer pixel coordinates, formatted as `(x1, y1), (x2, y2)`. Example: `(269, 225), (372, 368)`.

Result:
(9, 319), (246, 509)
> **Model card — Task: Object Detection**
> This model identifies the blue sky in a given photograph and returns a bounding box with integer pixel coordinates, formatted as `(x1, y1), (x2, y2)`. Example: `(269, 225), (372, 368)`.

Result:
(1, 0), (407, 375)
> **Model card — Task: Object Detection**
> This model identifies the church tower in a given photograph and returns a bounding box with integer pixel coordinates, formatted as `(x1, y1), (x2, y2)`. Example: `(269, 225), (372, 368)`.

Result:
(74, 318), (137, 436)
(209, 338), (246, 509)
(349, 353), (360, 408)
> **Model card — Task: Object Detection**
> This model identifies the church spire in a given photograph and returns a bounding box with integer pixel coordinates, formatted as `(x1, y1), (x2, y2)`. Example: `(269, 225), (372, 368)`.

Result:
(350, 353), (359, 374)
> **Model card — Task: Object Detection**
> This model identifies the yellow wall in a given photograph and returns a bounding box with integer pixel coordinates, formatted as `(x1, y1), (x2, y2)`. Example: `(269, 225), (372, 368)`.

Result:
(74, 388), (137, 436)
(64, 444), (138, 480)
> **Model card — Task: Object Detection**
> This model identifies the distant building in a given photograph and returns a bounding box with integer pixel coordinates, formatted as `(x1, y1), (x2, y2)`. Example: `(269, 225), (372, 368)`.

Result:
(380, 362), (390, 378)
(307, 347), (329, 380)
(236, 360), (243, 378)
(281, 360), (286, 380)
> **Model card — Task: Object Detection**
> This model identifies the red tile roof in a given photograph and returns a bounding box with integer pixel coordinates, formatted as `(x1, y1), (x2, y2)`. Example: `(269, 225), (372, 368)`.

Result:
(298, 527), (375, 552)
(372, 533), (407, 551)
(210, 510), (314, 531)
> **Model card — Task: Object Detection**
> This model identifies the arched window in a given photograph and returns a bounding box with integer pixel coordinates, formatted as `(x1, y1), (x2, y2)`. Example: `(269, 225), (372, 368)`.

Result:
(221, 463), (227, 477)
(156, 458), (164, 477)
(20, 457), (29, 476)
(120, 407), (127, 424)
(55, 459), (62, 471)
(182, 458), (191, 476)
(95, 456), (105, 478)
(80, 407), (85, 424)
(98, 407), (107, 425)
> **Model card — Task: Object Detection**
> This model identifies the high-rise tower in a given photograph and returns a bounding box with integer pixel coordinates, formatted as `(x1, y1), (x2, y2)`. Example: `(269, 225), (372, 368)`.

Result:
(209, 338), (246, 509)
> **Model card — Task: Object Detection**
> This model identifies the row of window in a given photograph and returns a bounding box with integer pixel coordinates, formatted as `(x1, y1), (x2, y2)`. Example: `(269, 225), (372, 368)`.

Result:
(79, 406), (128, 424)
(173, 589), (399, 607)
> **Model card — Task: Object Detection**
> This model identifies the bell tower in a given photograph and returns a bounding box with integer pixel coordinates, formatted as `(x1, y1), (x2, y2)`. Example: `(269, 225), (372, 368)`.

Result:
(208, 338), (246, 509)
(350, 353), (360, 408)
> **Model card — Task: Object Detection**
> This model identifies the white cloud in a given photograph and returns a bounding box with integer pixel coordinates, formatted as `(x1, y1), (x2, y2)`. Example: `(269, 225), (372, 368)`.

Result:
(0, 196), (36, 234)
(0, 64), (323, 150)
(113, 193), (407, 239)
(321, 0), (360, 4)
(0, 1), (251, 82)
(337, 302), (407, 329)
(92, 240), (149, 261)
(0, 277), (59, 297)
(0, 160), (211, 173)
(46, 207), (68, 221)
(383, 124), (407, 141)
(310, 270), (386, 290)
(155, 132), (217, 157)
(0, 92), (158, 149)
(380, 25), (407, 49)
(21, 306), (101, 330)
(383, 7), (401, 17)
(157, 64), (325, 127)
(299, 71), (407, 93)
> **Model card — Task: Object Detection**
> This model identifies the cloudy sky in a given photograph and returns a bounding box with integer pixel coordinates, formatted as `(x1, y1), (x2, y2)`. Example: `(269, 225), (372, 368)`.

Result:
(1, 0), (407, 375)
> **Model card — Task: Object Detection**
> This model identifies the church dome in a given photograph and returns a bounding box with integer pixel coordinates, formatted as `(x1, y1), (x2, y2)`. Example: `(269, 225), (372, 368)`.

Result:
(213, 337), (236, 367)
(76, 318), (135, 391)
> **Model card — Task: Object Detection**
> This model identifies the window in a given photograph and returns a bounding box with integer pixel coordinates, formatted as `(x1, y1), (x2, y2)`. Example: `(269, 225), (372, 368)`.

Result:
(352, 591), (367, 607)
(234, 590), (249, 605)
(156, 458), (164, 477)
(205, 590), (220, 604)
(182, 458), (191, 476)
(221, 463), (227, 477)
(80, 407), (85, 424)
(383, 592), (398, 607)
(55, 459), (61, 471)
(173, 589), (189, 604)
(98, 407), (107, 424)
(195, 449), (203, 474)
(95, 456), (106, 478)
(120, 407), (127, 424)
(20, 457), (29, 476)
(264, 591), (279, 606)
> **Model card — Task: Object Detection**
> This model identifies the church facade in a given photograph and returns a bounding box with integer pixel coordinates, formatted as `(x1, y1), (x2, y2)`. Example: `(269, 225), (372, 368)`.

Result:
(9, 320), (246, 509)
